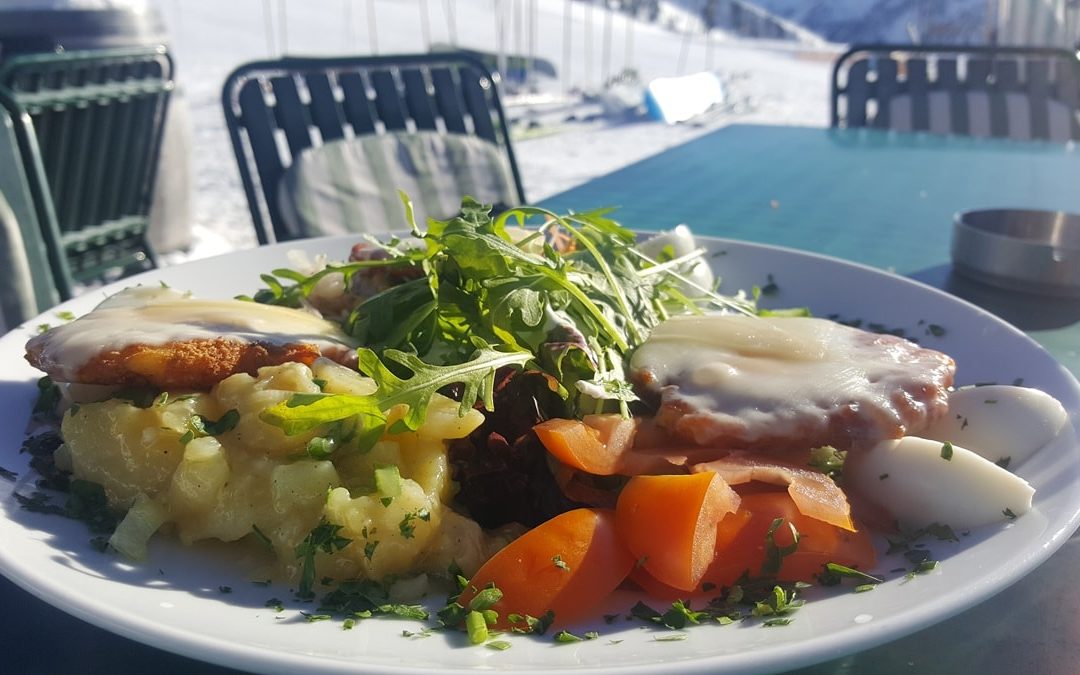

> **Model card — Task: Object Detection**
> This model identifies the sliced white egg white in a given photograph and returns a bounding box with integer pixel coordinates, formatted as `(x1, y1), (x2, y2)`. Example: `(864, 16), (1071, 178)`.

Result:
(636, 224), (715, 292)
(919, 385), (1068, 468)
(846, 436), (1034, 530)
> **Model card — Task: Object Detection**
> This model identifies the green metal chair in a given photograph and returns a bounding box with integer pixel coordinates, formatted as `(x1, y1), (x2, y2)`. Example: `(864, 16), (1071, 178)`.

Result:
(0, 93), (62, 325)
(831, 45), (1080, 142)
(0, 46), (174, 300)
(222, 52), (526, 245)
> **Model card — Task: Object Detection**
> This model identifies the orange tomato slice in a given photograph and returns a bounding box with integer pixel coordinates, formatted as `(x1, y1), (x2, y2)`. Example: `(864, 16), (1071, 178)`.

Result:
(704, 491), (877, 587)
(533, 415), (637, 475)
(615, 472), (740, 591)
(457, 508), (635, 630)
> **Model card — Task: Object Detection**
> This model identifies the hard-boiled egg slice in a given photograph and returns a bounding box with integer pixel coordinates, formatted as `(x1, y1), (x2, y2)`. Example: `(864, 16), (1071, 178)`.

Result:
(919, 385), (1068, 468)
(846, 436), (1034, 530)
(636, 224), (714, 292)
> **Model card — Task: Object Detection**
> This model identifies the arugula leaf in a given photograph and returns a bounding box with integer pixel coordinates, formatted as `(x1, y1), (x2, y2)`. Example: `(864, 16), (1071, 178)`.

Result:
(260, 393), (385, 436)
(357, 344), (532, 432)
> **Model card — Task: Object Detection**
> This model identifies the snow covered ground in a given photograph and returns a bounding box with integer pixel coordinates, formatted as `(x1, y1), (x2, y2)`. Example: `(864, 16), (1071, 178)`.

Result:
(153, 0), (835, 261)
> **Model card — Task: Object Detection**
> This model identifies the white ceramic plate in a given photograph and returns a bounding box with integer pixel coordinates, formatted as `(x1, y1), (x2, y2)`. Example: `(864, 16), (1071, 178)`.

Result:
(1, 235), (1079, 675)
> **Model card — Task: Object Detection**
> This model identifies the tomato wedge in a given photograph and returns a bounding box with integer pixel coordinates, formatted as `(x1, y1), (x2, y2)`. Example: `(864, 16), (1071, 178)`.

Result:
(534, 415), (636, 475)
(615, 472), (740, 591)
(704, 491), (877, 587)
(627, 508), (753, 600)
(457, 508), (634, 629)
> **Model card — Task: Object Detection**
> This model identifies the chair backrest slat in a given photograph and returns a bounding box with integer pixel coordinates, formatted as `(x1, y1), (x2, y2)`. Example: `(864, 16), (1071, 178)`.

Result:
(831, 44), (1080, 142)
(370, 69), (408, 131)
(306, 72), (346, 143)
(907, 58), (930, 131)
(339, 71), (377, 135)
(223, 52), (525, 244)
(461, 74), (497, 143)
(270, 75), (314, 156)
(872, 58), (899, 130)
(936, 58), (969, 134)
(402, 68), (438, 131)
(430, 67), (469, 134)
(1027, 60), (1052, 140)
(235, 77), (286, 232)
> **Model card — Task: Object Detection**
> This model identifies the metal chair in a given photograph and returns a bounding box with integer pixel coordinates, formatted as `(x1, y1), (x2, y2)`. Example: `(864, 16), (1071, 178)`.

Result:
(831, 45), (1080, 142)
(222, 52), (526, 245)
(0, 46), (173, 300)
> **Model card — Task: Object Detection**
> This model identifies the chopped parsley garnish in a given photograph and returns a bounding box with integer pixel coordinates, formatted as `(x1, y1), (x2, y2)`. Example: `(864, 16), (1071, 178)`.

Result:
(554, 630), (590, 643)
(294, 519), (351, 599)
(906, 560), (940, 578)
(818, 563), (884, 588)
(251, 524), (274, 550)
(15, 479), (119, 535)
(762, 518), (800, 576)
(363, 540), (379, 561)
(552, 554), (570, 571)
(398, 508), (430, 539)
(179, 409), (240, 445)
(32, 376), (63, 422)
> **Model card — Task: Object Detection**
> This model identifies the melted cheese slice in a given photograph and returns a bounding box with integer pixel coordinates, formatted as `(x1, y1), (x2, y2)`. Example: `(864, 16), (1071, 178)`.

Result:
(29, 286), (357, 381)
(631, 314), (953, 445)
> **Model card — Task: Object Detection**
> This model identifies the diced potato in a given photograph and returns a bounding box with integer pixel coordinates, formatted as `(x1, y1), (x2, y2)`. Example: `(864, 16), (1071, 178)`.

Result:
(63, 396), (206, 507)
(322, 482), (441, 581)
(333, 440), (403, 493)
(311, 358), (377, 396)
(396, 435), (454, 503)
(416, 393), (485, 440)
(168, 436), (230, 514)
(172, 454), (277, 544)
(213, 363), (321, 457)
(415, 509), (491, 577)
(271, 460), (341, 515)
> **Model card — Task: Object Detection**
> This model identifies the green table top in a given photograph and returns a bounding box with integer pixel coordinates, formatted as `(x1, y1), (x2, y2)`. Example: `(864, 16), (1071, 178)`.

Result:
(541, 123), (1080, 375)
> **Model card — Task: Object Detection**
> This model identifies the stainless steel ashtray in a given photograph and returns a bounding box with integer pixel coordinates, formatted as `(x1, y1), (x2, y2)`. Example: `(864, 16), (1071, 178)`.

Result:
(952, 209), (1080, 296)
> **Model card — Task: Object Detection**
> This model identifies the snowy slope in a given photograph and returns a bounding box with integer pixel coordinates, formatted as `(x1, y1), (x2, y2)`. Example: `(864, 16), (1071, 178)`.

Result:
(748, 0), (991, 44)
(666, 0), (991, 45)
